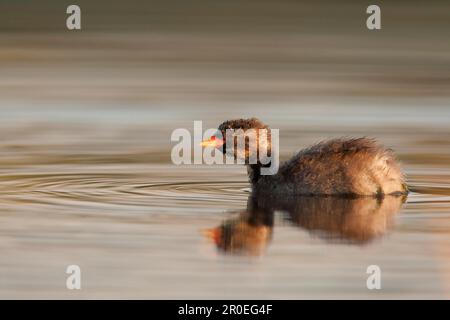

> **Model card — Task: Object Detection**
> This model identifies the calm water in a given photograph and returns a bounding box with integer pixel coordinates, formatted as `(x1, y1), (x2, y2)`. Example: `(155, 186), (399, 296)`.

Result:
(0, 103), (449, 299)
(1, 0), (449, 298)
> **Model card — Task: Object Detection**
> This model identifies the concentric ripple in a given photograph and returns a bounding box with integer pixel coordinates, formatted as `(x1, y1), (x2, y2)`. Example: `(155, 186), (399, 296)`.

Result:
(1, 166), (450, 214)
(0, 168), (250, 211)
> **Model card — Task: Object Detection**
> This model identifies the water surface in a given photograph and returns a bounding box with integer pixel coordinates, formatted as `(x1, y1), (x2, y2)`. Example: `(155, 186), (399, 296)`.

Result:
(1, 1), (449, 298)
(0, 103), (449, 299)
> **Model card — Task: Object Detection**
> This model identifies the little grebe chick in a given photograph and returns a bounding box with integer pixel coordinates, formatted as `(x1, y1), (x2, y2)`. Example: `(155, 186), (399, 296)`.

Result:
(202, 118), (407, 197)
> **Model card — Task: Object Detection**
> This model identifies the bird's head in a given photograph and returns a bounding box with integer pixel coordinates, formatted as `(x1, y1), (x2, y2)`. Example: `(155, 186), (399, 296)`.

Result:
(201, 118), (271, 164)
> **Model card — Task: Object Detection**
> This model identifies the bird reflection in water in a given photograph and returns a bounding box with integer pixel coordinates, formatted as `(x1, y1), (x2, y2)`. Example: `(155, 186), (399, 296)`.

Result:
(204, 194), (406, 256)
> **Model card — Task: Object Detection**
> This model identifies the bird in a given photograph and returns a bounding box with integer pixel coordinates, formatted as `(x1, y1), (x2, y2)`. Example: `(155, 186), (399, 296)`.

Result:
(201, 118), (408, 197)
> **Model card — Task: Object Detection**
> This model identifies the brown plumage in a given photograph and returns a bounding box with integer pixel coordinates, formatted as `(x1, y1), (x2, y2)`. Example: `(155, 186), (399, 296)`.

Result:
(210, 118), (407, 197)
(272, 137), (406, 196)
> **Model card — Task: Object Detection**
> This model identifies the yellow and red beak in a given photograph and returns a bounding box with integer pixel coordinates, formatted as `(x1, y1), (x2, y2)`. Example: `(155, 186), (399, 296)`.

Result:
(200, 136), (224, 148)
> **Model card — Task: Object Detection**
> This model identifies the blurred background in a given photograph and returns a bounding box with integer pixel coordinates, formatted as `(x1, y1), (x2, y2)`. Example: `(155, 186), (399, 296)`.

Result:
(0, 0), (449, 164)
(0, 0), (449, 299)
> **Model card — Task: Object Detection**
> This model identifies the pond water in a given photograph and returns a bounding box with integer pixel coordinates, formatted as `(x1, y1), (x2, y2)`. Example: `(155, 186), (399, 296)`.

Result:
(1, 0), (450, 297)
(0, 103), (449, 299)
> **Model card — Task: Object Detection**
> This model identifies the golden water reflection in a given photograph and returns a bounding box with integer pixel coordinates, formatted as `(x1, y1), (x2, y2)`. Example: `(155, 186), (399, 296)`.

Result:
(206, 194), (406, 255)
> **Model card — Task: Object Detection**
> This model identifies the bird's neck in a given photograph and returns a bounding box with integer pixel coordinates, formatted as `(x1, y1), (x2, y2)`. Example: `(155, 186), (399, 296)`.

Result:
(247, 162), (272, 185)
